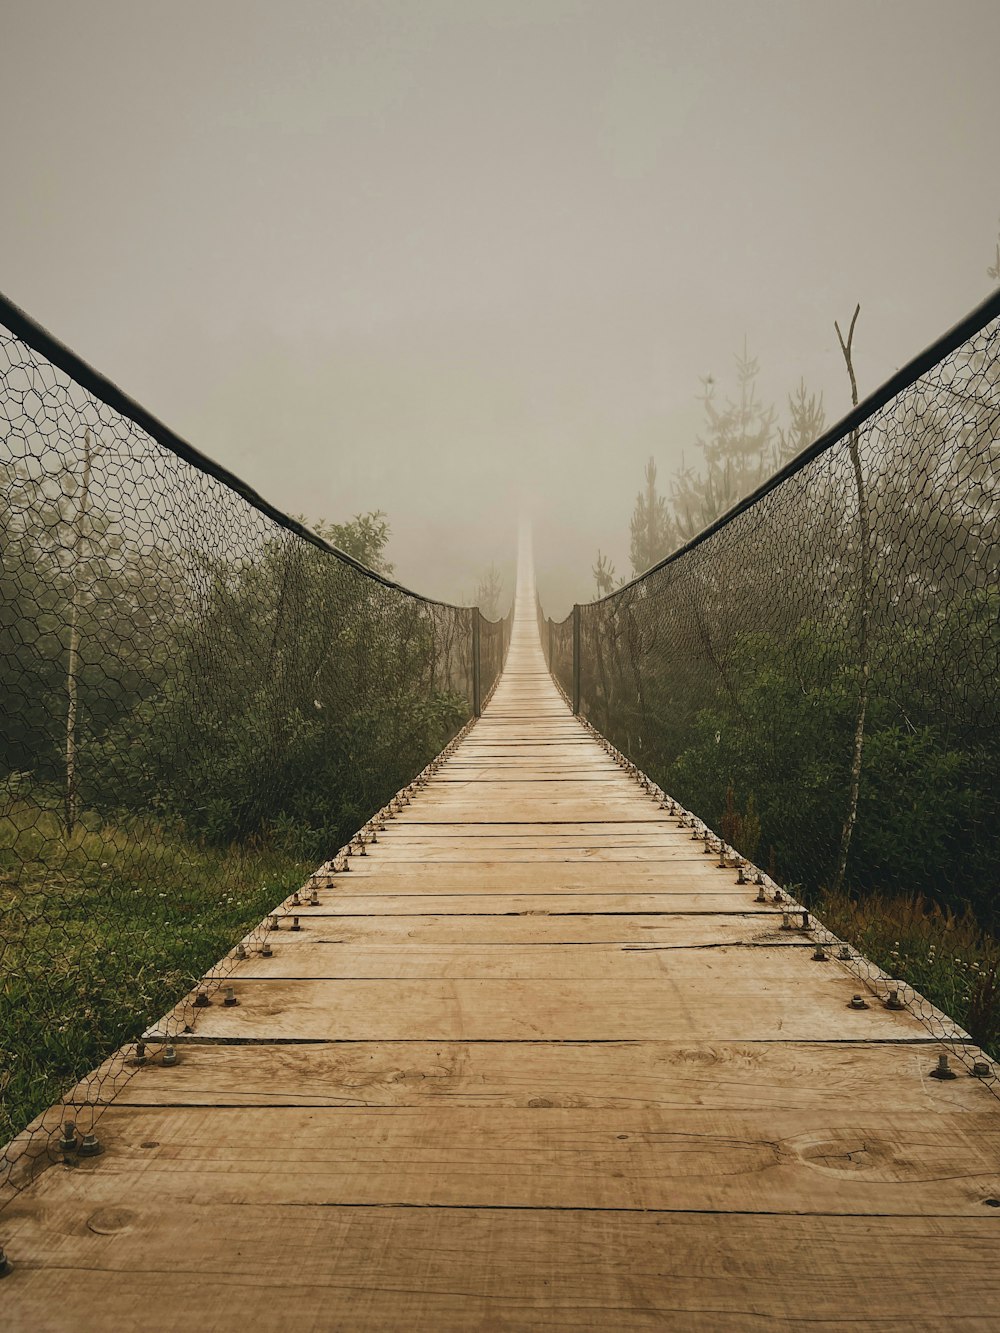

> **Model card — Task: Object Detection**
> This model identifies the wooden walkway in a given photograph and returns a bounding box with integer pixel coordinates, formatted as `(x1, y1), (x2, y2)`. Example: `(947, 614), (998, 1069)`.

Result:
(5, 562), (1000, 1329)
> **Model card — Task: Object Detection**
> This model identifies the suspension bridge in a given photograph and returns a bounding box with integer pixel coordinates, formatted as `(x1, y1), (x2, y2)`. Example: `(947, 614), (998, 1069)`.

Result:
(2, 290), (1000, 1328)
(1, 543), (998, 1328)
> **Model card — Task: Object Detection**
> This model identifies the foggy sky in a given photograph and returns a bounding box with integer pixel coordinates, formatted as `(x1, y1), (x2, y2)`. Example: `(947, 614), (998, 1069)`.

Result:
(3, 0), (999, 616)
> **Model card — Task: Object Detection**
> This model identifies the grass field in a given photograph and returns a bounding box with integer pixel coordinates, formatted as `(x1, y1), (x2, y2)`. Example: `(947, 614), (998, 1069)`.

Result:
(817, 888), (1000, 1060)
(0, 798), (308, 1144)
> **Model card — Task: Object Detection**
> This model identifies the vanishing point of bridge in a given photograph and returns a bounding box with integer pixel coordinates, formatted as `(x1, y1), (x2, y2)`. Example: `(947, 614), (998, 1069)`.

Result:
(4, 550), (1000, 1330)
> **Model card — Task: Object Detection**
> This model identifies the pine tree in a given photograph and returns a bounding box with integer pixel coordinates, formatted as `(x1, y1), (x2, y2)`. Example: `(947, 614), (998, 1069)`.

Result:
(629, 457), (674, 575)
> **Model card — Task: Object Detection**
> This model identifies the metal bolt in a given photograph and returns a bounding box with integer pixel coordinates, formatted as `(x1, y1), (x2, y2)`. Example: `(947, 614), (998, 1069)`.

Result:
(59, 1119), (78, 1153)
(261, 940), (273, 958)
(134, 1041), (146, 1066)
(754, 871), (765, 886)
(971, 1060), (991, 1078)
(235, 942), (247, 960)
(269, 914), (279, 931)
(773, 889), (783, 904)
(849, 995), (869, 1010)
(78, 1132), (102, 1157)
(193, 988), (211, 1007)
(359, 839), (367, 856)
(717, 847), (728, 868)
(755, 885), (767, 903)
(801, 910), (810, 930)
(838, 945), (852, 961)
(291, 916), (301, 931)
(737, 866), (747, 885)
(309, 887), (320, 906)
(162, 1044), (177, 1066)
(812, 944), (828, 962)
(780, 911), (793, 931)
(223, 985), (239, 1007)
(884, 986), (905, 1011)
(291, 891), (301, 907)
(930, 1053), (957, 1080)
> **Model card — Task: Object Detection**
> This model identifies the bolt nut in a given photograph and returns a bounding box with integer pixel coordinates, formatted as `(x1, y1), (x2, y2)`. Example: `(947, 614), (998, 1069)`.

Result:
(309, 888), (320, 906)
(78, 1132), (102, 1157)
(849, 995), (870, 1010)
(261, 940), (273, 958)
(930, 1053), (957, 1080)
(223, 985), (239, 1007)
(59, 1119), (78, 1153)
(971, 1060), (991, 1078)
(193, 988), (211, 1007)
(838, 945), (852, 961)
(755, 886), (767, 903)
(162, 1044), (178, 1066)
(812, 945), (828, 962)
(290, 916), (301, 931)
(235, 942), (247, 960)
(884, 986), (905, 1011)
(801, 910), (810, 930)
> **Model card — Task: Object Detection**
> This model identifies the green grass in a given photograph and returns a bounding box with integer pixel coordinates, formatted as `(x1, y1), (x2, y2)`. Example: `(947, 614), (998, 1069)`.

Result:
(816, 889), (1000, 1059)
(0, 798), (308, 1144)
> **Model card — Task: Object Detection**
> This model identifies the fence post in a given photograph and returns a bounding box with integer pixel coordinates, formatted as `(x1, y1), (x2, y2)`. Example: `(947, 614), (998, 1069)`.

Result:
(472, 609), (482, 718)
(572, 604), (581, 715)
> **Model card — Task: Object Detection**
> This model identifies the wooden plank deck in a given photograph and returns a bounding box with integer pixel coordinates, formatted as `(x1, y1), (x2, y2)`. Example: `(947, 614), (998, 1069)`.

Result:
(4, 563), (1000, 1330)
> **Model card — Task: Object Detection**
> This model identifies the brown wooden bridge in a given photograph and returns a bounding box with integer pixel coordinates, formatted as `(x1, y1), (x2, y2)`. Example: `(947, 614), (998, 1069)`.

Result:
(5, 560), (1000, 1329)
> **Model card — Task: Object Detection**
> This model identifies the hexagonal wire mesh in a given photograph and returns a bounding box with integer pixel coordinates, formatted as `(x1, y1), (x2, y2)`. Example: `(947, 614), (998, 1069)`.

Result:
(0, 294), (510, 1204)
(540, 291), (1000, 1091)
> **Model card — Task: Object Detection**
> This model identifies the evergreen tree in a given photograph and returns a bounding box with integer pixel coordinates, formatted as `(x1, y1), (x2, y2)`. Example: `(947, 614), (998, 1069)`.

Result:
(671, 342), (778, 541)
(629, 457), (674, 575)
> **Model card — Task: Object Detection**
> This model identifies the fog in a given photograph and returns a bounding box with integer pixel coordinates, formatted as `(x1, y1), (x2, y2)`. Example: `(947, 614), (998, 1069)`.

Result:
(3, 0), (998, 616)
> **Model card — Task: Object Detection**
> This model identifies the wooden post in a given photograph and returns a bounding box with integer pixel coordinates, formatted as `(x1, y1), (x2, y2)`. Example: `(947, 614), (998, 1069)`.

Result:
(472, 609), (482, 718)
(572, 604), (581, 715)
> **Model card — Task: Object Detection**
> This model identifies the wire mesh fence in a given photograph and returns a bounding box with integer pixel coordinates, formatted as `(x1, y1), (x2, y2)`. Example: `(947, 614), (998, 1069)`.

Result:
(539, 291), (1000, 1084)
(0, 294), (508, 1200)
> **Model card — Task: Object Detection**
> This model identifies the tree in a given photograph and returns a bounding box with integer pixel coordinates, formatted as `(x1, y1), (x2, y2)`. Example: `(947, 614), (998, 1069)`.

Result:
(475, 564), (504, 620)
(670, 342), (778, 541)
(777, 379), (826, 465)
(629, 457), (674, 575)
(592, 550), (620, 597)
(312, 511), (393, 575)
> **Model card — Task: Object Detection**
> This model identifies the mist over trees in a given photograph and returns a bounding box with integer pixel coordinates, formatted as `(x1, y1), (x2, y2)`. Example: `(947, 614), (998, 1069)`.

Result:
(593, 346), (826, 593)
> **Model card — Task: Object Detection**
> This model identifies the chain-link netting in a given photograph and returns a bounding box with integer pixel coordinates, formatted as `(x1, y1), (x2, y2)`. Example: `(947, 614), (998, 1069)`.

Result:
(0, 295), (507, 1202)
(481, 606), (513, 707)
(540, 292), (1000, 1087)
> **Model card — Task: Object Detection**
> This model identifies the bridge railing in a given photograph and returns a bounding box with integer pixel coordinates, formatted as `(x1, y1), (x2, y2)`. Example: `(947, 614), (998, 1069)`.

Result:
(539, 290), (1000, 1076)
(0, 293), (506, 1199)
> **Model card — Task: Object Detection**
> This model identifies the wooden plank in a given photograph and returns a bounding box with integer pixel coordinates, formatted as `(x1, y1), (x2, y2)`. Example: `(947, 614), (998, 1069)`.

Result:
(147, 977), (959, 1043)
(5, 1205), (999, 1332)
(326, 864), (752, 889)
(301, 892), (777, 914)
(218, 940), (822, 980)
(14, 1105), (1000, 1215)
(70, 1039), (997, 1113)
(226, 911), (792, 946)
